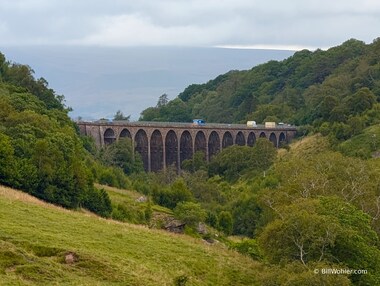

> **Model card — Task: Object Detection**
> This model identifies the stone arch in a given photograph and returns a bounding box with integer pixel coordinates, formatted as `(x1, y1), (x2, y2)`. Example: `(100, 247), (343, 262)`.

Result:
(222, 131), (233, 149)
(279, 132), (286, 146)
(135, 129), (149, 171)
(165, 130), (178, 168)
(195, 131), (207, 159)
(208, 131), (220, 160)
(259, 132), (266, 138)
(235, 131), (245, 146)
(119, 128), (132, 140)
(269, 132), (277, 147)
(180, 131), (193, 165)
(247, 132), (256, 147)
(104, 128), (116, 145)
(150, 130), (163, 172)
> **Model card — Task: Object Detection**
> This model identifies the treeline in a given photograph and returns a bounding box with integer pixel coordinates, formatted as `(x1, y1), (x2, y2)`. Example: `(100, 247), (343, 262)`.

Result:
(0, 53), (112, 217)
(140, 39), (380, 141)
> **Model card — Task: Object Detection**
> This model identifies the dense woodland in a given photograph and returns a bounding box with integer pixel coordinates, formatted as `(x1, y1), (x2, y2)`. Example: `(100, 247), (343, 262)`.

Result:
(141, 39), (380, 142)
(1, 38), (380, 285)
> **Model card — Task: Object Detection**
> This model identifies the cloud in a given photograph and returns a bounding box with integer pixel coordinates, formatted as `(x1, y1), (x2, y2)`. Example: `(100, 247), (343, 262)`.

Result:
(0, 0), (380, 49)
(75, 13), (238, 47)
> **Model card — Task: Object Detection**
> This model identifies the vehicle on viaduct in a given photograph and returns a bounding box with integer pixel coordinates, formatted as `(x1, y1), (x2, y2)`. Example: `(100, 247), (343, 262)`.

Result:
(77, 121), (297, 172)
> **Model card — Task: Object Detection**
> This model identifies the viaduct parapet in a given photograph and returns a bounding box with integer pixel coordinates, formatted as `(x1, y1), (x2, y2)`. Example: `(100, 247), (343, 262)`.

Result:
(77, 121), (297, 172)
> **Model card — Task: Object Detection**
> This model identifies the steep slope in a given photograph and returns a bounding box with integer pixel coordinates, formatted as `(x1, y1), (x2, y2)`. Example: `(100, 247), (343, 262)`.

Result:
(0, 185), (261, 285)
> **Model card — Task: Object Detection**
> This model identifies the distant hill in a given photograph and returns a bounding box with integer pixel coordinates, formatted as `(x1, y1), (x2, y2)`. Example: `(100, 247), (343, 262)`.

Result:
(140, 38), (380, 133)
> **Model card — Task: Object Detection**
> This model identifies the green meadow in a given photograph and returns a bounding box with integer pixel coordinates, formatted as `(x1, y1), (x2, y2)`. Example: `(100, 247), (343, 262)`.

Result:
(0, 185), (261, 285)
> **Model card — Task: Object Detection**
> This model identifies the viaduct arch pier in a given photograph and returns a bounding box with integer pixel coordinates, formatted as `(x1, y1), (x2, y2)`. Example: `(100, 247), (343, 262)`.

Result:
(78, 121), (297, 172)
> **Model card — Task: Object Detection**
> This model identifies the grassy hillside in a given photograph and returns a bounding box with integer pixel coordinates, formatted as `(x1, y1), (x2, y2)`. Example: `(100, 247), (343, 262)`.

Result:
(0, 185), (262, 285)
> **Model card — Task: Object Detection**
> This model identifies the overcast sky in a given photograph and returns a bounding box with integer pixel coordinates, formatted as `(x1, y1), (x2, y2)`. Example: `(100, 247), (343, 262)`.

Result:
(1, 0), (380, 49)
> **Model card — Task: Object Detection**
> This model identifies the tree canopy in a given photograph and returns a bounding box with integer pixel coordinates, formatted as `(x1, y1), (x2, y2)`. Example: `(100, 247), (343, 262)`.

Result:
(0, 52), (112, 216)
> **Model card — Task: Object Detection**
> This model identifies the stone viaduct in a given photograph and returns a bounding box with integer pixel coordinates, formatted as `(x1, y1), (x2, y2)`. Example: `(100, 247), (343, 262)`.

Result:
(78, 121), (297, 172)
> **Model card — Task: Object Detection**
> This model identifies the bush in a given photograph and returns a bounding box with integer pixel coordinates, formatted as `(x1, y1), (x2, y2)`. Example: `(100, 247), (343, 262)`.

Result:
(152, 178), (193, 209)
(82, 188), (112, 218)
(218, 211), (233, 235)
(174, 202), (206, 228)
(230, 239), (262, 260)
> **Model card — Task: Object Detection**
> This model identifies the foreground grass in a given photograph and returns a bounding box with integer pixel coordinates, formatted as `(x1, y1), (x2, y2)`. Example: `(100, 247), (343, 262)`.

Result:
(0, 185), (261, 285)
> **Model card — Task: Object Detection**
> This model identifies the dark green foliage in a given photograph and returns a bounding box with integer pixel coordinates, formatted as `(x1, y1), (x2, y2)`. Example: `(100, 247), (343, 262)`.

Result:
(230, 239), (262, 260)
(99, 138), (144, 175)
(174, 202), (206, 228)
(231, 196), (262, 237)
(205, 211), (218, 228)
(140, 97), (191, 122)
(217, 211), (233, 235)
(0, 52), (112, 217)
(152, 178), (193, 209)
(0, 132), (14, 185)
(144, 201), (153, 222)
(181, 151), (207, 173)
(82, 188), (112, 218)
(184, 170), (227, 206)
(2, 63), (65, 110)
(208, 138), (276, 182)
(338, 124), (380, 158)
(80, 134), (97, 155)
(113, 110), (130, 121)
(174, 274), (188, 286)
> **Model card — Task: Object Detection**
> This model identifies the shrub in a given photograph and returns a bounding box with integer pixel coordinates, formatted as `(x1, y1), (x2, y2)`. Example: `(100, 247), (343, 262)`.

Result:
(174, 202), (206, 228)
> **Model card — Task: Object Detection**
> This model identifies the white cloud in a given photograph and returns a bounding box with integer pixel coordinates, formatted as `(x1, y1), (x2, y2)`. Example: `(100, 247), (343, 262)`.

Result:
(76, 13), (237, 47)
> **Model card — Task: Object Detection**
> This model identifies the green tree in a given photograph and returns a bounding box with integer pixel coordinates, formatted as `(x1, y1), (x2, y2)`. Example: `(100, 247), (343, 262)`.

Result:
(232, 195), (262, 237)
(0, 132), (15, 185)
(208, 138), (276, 182)
(218, 211), (233, 235)
(174, 202), (206, 228)
(101, 138), (143, 175)
(258, 197), (380, 285)
(345, 87), (376, 115)
(152, 178), (193, 209)
(156, 93), (169, 107)
(113, 110), (130, 121)
(0, 54), (116, 218)
(181, 151), (207, 173)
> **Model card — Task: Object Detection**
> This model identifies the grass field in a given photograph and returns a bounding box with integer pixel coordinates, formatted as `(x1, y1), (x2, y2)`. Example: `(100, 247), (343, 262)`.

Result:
(0, 185), (262, 285)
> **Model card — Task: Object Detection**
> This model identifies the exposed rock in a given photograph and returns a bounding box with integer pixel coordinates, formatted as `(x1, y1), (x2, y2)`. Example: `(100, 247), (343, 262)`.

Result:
(65, 252), (77, 264)
(196, 223), (207, 235)
(164, 219), (186, 233)
(136, 196), (147, 203)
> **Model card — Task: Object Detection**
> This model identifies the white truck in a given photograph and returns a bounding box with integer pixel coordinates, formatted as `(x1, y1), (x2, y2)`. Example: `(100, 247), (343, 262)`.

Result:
(246, 121), (257, 127)
(264, 122), (276, 128)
